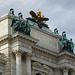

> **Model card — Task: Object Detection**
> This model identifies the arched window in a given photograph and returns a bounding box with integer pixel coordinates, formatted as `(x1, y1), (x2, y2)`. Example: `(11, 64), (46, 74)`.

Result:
(36, 73), (41, 75)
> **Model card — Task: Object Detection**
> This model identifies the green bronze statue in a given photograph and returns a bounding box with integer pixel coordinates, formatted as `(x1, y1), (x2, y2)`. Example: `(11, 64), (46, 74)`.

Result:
(68, 38), (74, 53)
(59, 32), (68, 50)
(25, 20), (31, 35)
(18, 12), (23, 18)
(54, 28), (58, 34)
(9, 8), (14, 15)
(59, 32), (74, 53)
(11, 12), (34, 36)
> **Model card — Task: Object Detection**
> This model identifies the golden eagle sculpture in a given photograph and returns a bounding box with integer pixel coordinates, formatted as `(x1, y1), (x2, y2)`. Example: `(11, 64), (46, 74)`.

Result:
(29, 10), (49, 23)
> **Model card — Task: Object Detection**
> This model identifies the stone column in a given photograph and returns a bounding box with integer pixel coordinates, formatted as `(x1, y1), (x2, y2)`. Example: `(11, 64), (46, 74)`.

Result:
(26, 53), (32, 75)
(62, 67), (69, 75)
(71, 69), (75, 75)
(16, 51), (22, 75)
(53, 68), (61, 75)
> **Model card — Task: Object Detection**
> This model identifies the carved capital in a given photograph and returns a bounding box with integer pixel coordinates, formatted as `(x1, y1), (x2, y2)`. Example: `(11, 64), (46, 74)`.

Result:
(61, 67), (70, 73)
(13, 49), (24, 56)
(25, 52), (32, 59)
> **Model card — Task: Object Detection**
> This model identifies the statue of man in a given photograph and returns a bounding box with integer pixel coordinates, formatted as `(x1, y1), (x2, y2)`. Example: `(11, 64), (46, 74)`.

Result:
(25, 19), (31, 36)
(54, 28), (58, 34)
(59, 32), (68, 50)
(69, 38), (74, 53)
(9, 8), (14, 15)
(11, 12), (24, 32)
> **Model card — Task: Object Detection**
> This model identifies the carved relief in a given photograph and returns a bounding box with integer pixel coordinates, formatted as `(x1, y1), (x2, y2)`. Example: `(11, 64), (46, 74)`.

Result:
(32, 52), (57, 64)
(19, 42), (31, 49)
(32, 62), (54, 75)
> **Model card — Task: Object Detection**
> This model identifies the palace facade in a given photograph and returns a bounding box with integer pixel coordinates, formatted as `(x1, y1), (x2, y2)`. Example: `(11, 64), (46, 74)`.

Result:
(0, 12), (75, 75)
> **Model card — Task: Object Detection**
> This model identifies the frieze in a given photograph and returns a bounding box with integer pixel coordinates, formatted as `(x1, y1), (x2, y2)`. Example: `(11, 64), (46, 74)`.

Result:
(32, 52), (57, 64)
(32, 62), (54, 75)
(19, 42), (30, 49)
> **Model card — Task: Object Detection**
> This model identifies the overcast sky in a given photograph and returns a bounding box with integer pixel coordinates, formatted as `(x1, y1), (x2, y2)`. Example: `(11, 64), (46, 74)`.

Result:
(0, 0), (75, 52)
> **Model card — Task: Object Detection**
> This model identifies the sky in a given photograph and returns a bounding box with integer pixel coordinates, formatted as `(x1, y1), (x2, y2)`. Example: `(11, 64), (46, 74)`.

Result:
(0, 0), (75, 52)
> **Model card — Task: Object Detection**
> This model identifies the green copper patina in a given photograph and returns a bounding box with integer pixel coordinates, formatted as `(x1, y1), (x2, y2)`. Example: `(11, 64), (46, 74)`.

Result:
(9, 8), (14, 15)
(59, 32), (74, 53)
(11, 12), (33, 36)
(68, 38), (74, 53)
(54, 28), (58, 34)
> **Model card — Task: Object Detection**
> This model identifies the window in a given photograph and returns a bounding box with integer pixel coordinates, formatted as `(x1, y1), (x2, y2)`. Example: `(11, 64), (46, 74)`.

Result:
(36, 73), (41, 75)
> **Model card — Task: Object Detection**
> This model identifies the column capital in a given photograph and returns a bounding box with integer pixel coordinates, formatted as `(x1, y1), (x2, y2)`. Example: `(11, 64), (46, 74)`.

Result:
(61, 66), (70, 72)
(53, 67), (60, 71)
(12, 49), (24, 56)
(25, 53), (32, 59)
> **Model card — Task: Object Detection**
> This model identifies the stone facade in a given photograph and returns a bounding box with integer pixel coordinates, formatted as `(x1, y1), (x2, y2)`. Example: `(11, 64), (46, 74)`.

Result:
(0, 13), (75, 75)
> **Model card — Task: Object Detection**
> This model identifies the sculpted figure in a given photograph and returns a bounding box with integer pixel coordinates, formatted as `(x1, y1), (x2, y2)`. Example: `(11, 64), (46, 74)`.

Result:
(25, 20), (31, 35)
(68, 38), (74, 52)
(54, 28), (58, 34)
(59, 32), (74, 53)
(59, 32), (68, 50)
(11, 12), (34, 36)
(11, 12), (26, 33)
(9, 8), (14, 15)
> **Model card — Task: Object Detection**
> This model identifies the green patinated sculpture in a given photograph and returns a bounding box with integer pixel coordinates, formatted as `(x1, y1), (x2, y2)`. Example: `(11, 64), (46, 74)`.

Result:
(54, 28), (58, 34)
(25, 19), (31, 36)
(59, 32), (67, 50)
(68, 38), (74, 53)
(59, 32), (74, 53)
(9, 8), (14, 15)
(11, 12), (33, 36)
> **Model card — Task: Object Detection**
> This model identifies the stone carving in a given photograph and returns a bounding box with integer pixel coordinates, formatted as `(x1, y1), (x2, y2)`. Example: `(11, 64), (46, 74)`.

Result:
(32, 52), (56, 64)
(19, 42), (30, 49)
(28, 10), (49, 29)
(43, 65), (50, 70)
(32, 62), (42, 67)
(59, 32), (74, 53)
(32, 62), (54, 75)
(48, 69), (53, 75)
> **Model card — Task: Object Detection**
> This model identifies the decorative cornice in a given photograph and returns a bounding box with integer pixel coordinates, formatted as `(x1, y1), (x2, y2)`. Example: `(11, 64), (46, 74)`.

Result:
(12, 32), (39, 44)
(0, 53), (6, 65)
(0, 13), (9, 22)
(58, 51), (75, 59)
(0, 34), (11, 43)
(32, 45), (58, 57)
(31, 25), (60, 39)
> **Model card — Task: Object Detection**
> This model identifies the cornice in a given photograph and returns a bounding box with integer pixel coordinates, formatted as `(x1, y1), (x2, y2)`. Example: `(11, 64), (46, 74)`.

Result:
(32, 45), (58, 57)
(0, 58), (6, 65)
(31, 25), (60, 39)
(58, 51), (75, 59)
(12, 32), (39, 44)
(0, 13), (9, 22)
(0, 53), (6, 65)
(0, 34), (11, 43)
